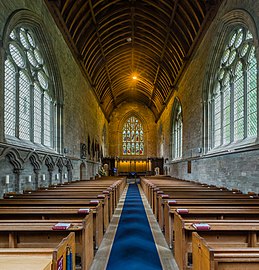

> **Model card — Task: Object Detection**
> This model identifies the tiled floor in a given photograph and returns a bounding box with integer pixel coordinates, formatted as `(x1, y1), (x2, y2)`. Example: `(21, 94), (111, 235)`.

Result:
(90, 184), (179, 270)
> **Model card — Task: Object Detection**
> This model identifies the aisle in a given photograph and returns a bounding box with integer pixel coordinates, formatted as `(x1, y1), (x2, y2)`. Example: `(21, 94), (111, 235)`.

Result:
(106, 183), (162, 270)
(90, 183), (178, 270)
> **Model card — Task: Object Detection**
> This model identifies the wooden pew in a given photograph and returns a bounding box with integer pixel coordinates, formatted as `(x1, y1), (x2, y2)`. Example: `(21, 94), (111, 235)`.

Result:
(23, 177), (126, 223)
(165, 206), (259, 248)
(0, 216), (93, 270)
(192, 232), (259, 270)
(0, 199), (103, 250)
(24, 185), (115, 220)
(0, 232), (75, 270)
(174, 212), (259, 270)
(155, 190), (248, 229)
(5, 191), (110, 233)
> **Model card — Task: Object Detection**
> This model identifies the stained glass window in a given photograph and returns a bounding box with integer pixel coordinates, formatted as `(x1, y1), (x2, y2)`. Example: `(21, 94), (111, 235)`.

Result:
(122, 116), (144, 155)
(209, 27), (257, 149)
(4, 27), (55, 148)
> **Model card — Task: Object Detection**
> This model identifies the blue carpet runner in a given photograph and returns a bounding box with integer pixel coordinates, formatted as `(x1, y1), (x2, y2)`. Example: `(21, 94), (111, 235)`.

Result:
(106, 183), (163, 270)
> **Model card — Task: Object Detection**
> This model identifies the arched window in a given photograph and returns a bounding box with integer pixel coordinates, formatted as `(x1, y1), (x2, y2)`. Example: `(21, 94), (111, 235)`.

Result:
(209, 27), (257, 150)
(4, 27), (55, 148)
(172, 99), (183, 159)
(122, 116), (144, 155)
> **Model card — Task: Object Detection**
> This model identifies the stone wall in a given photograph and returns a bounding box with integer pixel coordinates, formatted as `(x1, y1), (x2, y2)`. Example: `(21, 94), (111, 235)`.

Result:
(159, 0), (259, 194)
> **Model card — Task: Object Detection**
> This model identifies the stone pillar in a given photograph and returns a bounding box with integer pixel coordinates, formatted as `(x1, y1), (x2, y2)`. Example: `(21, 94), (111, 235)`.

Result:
(34, 169), (40, 190)
(59, 169), (63, 184)
(14, 169), (22, 193)
(49, 170), (53, 186)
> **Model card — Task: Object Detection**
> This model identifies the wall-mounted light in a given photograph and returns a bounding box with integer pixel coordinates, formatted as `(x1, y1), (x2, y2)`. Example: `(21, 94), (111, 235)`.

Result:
(28, 175), (32, 182)
(64, 173), (67, 179)
(5, 175), (9, 185)
(56, 174), (59, 180)
(42, 174), (45, 181)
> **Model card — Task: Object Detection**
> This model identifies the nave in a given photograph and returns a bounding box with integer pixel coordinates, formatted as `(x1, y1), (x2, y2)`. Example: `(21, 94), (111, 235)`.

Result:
(91, 182), (177, 270)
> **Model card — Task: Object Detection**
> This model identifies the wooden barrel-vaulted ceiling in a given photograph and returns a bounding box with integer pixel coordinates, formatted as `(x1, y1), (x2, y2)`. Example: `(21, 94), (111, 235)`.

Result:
(45, 0), (222, 121)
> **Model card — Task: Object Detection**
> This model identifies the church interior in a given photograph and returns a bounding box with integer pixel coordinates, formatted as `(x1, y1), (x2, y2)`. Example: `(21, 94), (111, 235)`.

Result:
(0, 0), (259, 269)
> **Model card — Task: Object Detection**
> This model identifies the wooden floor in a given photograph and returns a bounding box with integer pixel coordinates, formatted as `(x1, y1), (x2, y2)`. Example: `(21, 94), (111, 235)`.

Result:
(90, 183), (178, 270)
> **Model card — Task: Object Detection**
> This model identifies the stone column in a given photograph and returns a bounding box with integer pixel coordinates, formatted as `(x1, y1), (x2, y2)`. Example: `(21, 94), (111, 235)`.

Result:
(14, 169), (22, 193)
(34, 169), (40, 190)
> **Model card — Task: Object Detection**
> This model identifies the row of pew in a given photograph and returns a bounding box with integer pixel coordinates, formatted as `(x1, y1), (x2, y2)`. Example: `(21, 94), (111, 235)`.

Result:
(141, 176), (259, 270)
(0, 176), (126, 270)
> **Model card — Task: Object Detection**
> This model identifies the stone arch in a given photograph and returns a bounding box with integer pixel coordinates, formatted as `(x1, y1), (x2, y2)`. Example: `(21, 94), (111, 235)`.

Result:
(44, 155), (54, 185)
(65, 158), (73, 182)
(56, 157), (64, 184)
(80, 162), (87, 180)
(1, 147), (24, 193)
(28, 152), (41, 171)
(1, 147), (23, 171)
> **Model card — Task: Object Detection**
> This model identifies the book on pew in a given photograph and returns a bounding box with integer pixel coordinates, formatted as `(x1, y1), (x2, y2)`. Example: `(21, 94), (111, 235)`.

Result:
(162, 194), (169, 198)
(176, 208), (189, 214)
(90, 200), (99, 205)
(52, 222), (72, 230)
(78, 208), (90, 214)
(168, 200), (177, 205)
(192, 223), (211, 231)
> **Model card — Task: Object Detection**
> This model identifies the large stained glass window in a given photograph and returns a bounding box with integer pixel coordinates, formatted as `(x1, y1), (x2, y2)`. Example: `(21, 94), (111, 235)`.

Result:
(209, 27), (257, 149)
(122, 116), (144, 155)
(4, 27), (55, 148)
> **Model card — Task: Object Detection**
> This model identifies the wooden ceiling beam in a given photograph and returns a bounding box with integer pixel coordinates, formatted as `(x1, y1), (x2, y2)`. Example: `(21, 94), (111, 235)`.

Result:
(88, 0), (117, 106)
(148, 0), (179, 107)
